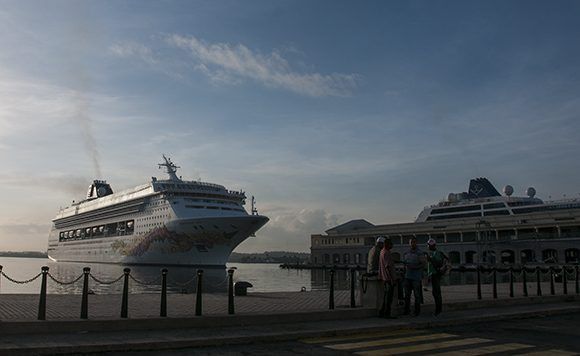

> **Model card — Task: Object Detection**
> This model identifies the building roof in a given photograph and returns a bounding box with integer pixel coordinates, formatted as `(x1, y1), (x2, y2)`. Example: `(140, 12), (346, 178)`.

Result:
(325, 219), (375, 235)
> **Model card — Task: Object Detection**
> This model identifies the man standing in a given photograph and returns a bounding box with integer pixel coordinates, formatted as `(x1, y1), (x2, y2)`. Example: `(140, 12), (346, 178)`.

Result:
(403, 237), (425, 316)
(378, 238), (396, 318)
(367, 236), (385, 275)
(426, 238), (448, 316)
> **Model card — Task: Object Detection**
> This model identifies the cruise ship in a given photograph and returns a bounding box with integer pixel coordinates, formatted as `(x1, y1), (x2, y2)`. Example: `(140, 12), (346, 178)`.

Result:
(47, 156), (269, 266)
(310, 178), (580, 266)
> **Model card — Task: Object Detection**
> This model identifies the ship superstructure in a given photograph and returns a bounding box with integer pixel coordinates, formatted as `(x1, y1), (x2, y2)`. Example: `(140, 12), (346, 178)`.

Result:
(48, 156), (269, 266)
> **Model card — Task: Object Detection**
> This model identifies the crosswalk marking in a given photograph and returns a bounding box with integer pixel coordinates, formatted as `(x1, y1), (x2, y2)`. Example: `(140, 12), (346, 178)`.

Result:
(301, 329), (424, 345)
(326, 333), (457, 350)
(354, 338), (491, 356)
(435, 343), (534, 355)
(519, 350), (579, 356)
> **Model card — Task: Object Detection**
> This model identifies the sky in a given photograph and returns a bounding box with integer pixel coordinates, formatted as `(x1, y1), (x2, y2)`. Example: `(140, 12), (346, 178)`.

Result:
(1, 1), (580, 253)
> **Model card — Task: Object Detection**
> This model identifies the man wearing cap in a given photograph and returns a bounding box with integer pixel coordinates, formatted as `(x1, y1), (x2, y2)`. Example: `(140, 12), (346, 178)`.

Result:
(367, 236), (385, 275)
(402, 236), (425, 316)
(426, 238), (448, 316)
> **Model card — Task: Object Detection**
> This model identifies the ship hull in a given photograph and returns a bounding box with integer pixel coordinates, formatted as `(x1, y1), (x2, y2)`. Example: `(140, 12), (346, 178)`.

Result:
(48, 215), (269, 266)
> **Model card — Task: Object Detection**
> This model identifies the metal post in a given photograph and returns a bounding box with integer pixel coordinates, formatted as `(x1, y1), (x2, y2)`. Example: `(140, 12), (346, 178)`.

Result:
(80, 267), (90, 319)
(160, 268), (167, 317)
(37, 266), (49, 320)
(550, 267), (555, 295)
(350, 268), (356, 308)
(576, 266), (579, 295)
(522, 267), (528, 297)
(536, 266), (542, 296)
(476, 265), (482, 300)
(492, 267), (498, 299)
(195, 269), (203, 316)
(509, 267), (514, 298)
(121, 268), (130, 318)
(562, 266), (568, 295)
(228, 269), (235, 315)
(329, 269), (335, 310)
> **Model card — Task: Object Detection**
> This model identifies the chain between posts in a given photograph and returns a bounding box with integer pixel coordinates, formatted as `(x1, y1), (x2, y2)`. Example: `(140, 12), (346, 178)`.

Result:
(89, 273), (125, 285)
(128, 274), (162, 286)
(47, 272), (84, 285)
(1, 271), (42, 284)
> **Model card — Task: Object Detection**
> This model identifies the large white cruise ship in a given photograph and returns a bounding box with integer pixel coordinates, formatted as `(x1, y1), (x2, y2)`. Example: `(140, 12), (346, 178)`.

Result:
(47, 156), (269, 266)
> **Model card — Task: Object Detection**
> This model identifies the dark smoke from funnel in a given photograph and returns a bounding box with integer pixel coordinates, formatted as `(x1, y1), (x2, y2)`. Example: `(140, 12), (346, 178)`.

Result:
(67, 3), (103, 179)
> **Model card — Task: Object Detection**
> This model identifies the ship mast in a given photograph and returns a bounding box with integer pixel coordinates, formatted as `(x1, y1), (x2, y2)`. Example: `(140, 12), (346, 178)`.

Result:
(158, 155), (181, 181)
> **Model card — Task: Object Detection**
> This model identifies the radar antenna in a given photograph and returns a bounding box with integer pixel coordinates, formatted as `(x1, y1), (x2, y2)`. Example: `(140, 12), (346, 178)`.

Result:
(158, 155), (181, 181)
(251, 196), (258, 215)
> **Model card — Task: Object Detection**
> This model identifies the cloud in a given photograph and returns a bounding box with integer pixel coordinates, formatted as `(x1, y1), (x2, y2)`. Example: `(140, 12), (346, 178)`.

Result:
(166, 34), (360, 97)
(0, 174), (89, 197)
(109, 42), (157, 65)
(236, 208), (342, 252)
(111, 35), (359, 97)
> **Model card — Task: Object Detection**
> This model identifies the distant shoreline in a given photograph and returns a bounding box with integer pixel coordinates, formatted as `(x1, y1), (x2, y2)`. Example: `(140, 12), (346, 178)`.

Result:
(0, 251), (48, 259)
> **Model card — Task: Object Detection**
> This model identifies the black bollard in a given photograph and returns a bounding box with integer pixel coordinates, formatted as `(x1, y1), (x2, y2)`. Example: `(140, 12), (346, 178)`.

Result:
(329, 269), (335, 310)
(160, 268), (167, 317)
(509, 267), (514, 298)
(522, 267), (528, 297)
(37, 266), (49, 320)
(350, 268), (356, 308)
(550, 267), (555, 295)
(576, 266), (579, 295)
(228, 269), (235, 315)
(492, 268), (498, 299)
(80, 267), (90, 319)
(536, 267), (542, 296)
(121, 268), (130, 318)
(562, 266), (568, 295)
(476, 266), (482, 300)
(195, 269), (203, 316)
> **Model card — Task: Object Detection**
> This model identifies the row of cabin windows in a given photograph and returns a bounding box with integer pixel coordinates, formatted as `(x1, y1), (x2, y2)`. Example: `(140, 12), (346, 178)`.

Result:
(59, 220), (134, 242)
(185, 205), (245, 212)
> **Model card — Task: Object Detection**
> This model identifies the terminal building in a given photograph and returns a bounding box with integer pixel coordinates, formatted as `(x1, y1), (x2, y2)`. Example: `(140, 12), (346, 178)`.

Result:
(310, 178), (580, 267)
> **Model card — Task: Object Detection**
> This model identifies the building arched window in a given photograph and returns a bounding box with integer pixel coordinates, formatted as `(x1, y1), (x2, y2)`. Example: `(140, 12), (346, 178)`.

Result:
(500, 250), (515, 264)
(343, 253), (350, 264)
(565, 248), (579, 263)
(449, 251), (461, 265)
(542, 249), (558, 263)
(465, 251), (477, 264)
(520, 249), (536, 264)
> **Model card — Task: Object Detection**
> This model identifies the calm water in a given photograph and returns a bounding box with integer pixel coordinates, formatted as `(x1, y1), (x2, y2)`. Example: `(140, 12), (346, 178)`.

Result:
(0, 257), (358, 295)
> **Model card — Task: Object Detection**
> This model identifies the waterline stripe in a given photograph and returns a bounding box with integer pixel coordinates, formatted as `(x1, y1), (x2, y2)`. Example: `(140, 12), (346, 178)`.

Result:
(355, 338), (491, 356)
(301, 329), (423, 344)
(326, 333), (457, 350)
(435, 343), (534, 356)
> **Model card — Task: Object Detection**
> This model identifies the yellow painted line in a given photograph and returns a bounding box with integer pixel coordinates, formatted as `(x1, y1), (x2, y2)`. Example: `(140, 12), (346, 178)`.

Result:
(355, 337), (491, 356)
(519, 350), (579, 356)
(435, 343), (534, 356)
(301, 329), (424, 344)
(325, 333), (457, 350)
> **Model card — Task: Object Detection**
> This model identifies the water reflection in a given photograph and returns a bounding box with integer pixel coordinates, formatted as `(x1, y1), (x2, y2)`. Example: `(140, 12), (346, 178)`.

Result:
(46, 261), (228, 294)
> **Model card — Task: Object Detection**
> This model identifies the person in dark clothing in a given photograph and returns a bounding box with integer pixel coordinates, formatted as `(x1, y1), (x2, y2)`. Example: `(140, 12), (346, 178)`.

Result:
(426, 238), (449, 316)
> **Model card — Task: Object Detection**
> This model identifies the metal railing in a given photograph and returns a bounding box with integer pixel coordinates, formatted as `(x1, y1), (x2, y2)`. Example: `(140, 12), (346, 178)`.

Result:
(0, 263), (577, 321)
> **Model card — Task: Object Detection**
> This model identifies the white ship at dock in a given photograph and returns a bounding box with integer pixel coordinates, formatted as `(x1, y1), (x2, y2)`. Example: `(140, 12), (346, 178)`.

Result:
(47, 156), (269, 266)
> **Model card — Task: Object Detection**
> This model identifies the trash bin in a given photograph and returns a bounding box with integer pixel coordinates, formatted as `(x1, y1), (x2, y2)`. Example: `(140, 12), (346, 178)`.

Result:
(234, 281), (253, 296)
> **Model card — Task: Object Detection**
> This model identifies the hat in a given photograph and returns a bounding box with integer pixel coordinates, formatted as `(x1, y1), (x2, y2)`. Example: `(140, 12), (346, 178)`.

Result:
(376, 236), (386, 243)
(427, 238), (437, 246)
